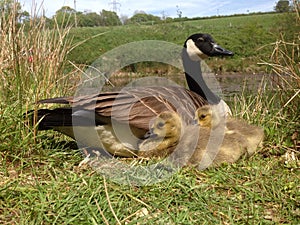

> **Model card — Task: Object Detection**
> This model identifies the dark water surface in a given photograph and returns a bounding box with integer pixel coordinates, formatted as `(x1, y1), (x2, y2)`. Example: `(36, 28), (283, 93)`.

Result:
(214, 74), (281, 97)
(102, 72), (282, 99)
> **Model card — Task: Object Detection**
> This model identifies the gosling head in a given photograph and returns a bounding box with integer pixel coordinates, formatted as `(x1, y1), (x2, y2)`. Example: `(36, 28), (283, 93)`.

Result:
(150, 111), (182, 139)
(194, 105), (213, 128)
(195, 105), (224, 129)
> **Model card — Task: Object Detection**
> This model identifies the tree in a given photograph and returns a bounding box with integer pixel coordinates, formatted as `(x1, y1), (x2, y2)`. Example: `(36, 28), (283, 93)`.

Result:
(55, 6), (76, 14)
(0, 0), (20, 12)
(19, 10), (30, 23)
(77, 12), (102, 27)
(54, 6), (76, 27)
(99, 10), (121, 26)
(127, 13), (161, 24)
(176, 5), (182, 18)
(120, 14), (129, 24)
(275, 0), (291, 12)
(0, 0), (26, 23)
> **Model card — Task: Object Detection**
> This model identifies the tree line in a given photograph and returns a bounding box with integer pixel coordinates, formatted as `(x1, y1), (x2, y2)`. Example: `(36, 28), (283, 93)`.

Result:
(0, 0), (297, 28)
(50, 7), (173, 27)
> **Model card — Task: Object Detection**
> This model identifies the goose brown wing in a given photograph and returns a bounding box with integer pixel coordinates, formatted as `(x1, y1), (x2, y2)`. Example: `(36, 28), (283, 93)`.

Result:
(38, 86), (208, 131)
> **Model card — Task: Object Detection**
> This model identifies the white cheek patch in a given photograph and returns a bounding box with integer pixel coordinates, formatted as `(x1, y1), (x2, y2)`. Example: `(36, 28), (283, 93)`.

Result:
(186, 39), (207, 61)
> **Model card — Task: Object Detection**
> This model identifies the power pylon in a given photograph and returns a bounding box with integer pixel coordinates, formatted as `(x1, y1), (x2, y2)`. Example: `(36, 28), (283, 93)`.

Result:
(109, 0), (121, 13)
(74, 0), (78, 27)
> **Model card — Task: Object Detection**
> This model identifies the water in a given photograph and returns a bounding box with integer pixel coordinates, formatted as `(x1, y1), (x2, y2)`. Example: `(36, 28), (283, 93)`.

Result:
(215, 74), (280, 97)
(102, 72), (281, 98)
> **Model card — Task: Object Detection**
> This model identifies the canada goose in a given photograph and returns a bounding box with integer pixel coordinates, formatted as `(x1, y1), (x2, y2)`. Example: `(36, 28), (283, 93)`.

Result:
(29, 33), (234, 155)
(194, 105), (225, 129)
(194, 105), (264, 156)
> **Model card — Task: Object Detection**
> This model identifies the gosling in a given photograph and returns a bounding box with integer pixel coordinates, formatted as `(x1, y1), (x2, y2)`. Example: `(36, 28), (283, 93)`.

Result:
(194, 105), (264, 156)
(138, 111), (182, 158)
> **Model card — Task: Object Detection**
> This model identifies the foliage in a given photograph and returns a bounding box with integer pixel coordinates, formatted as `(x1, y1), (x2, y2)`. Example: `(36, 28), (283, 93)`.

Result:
(53, 6), (122, 28)
(0, 0), (76, 116)
(99, 9), (121, 26)
(0, 0), (29, 24)
(77, 12), (102, 27)
(274, 0), (291, 12)
(126, 13), (161, 25)
(67, 13), (286, 74)
(261, 0), (300, 115)
(54, 6), (76, 28)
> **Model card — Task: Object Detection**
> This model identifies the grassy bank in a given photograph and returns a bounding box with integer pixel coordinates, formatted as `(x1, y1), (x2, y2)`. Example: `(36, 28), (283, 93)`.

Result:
(68, 13), (285, 74)
(0, 3), (299, 224)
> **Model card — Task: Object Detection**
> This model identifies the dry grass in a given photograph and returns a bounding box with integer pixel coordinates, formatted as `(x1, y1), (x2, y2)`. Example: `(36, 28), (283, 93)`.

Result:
(0, 3), (76, 105)
(0, 2), (79, 150)
(260, 0), (300, 109)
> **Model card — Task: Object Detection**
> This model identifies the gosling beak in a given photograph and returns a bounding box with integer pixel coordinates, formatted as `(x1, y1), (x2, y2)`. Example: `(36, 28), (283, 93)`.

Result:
(211, 43), (234, 56)
(192, 119), (198, 125)
(144, 129), (158, 139)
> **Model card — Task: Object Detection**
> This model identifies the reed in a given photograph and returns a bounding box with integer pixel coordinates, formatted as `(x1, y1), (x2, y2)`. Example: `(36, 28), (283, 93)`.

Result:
(230, 1), (300, 154)
(260, 1), (299, 109)
(0, 2), (76, 153)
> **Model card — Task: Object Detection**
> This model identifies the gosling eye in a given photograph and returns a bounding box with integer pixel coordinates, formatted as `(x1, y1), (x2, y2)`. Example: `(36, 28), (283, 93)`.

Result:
(199, 114), (206, 120)
(157, 122), (165, 129)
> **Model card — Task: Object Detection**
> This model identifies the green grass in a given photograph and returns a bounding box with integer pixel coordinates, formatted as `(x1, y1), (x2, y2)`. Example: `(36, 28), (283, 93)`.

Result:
(0, 5), (299, 225)
(68, 13), (285, 74)
(1, 147), (299, 224)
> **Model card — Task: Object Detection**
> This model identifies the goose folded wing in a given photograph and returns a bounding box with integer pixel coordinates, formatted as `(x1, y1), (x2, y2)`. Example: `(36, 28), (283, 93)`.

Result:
(38, 86), (208, 131)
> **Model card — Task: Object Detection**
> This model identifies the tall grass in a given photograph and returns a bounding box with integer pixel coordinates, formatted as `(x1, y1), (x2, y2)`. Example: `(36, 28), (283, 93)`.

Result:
(264, 1), (299, 146)
(0, 7), (75, 103)
(232, 1), (300, 153)
(0, 3), (76, 154)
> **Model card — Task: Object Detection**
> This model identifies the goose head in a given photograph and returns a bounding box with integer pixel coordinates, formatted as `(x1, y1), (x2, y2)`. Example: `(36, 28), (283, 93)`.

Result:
(182, 33), (233, 105)
(184, 33), (233, 61)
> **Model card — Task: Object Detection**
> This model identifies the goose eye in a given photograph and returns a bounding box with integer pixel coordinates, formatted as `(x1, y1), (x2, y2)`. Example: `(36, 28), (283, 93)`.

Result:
(197, 37), (205, 42)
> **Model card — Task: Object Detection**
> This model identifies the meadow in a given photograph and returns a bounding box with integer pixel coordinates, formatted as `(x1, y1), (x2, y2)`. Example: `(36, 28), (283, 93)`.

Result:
(0, 5), (299, 224)
(68, 13), (285, 74)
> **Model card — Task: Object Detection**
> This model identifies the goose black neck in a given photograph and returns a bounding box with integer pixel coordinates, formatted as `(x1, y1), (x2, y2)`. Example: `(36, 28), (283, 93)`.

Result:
(182, 48), (220, 104)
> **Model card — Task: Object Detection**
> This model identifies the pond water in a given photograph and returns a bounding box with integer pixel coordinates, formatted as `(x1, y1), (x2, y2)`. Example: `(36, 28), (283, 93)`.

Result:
(213, 74), (281, 98)
(100, 72), (282, 99)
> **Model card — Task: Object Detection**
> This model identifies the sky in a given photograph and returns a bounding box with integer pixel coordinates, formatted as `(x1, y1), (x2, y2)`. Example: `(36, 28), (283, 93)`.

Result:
(20, 0), (277, 18)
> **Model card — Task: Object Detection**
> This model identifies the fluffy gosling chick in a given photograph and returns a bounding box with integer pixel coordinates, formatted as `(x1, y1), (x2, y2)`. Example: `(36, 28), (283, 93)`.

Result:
(194, 105), (264, 156)
(138, 111), (182, 158)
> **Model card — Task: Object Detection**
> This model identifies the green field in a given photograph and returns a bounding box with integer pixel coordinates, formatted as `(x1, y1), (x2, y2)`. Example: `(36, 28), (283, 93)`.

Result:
(0, 10), (299, 224)
(68, 13), (285, 74)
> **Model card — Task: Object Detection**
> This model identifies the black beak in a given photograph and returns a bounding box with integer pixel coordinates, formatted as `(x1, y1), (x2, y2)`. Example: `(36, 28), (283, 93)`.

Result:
(211, 43), (234, 56)
(144, 129), (158, 139)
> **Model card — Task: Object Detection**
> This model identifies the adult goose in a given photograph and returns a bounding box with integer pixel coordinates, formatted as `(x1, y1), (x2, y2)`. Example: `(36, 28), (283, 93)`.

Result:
(29, 33), (234, 155)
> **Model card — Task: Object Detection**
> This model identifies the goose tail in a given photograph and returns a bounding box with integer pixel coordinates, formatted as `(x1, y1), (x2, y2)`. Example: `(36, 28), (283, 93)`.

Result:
(25, 108), (73, 130)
